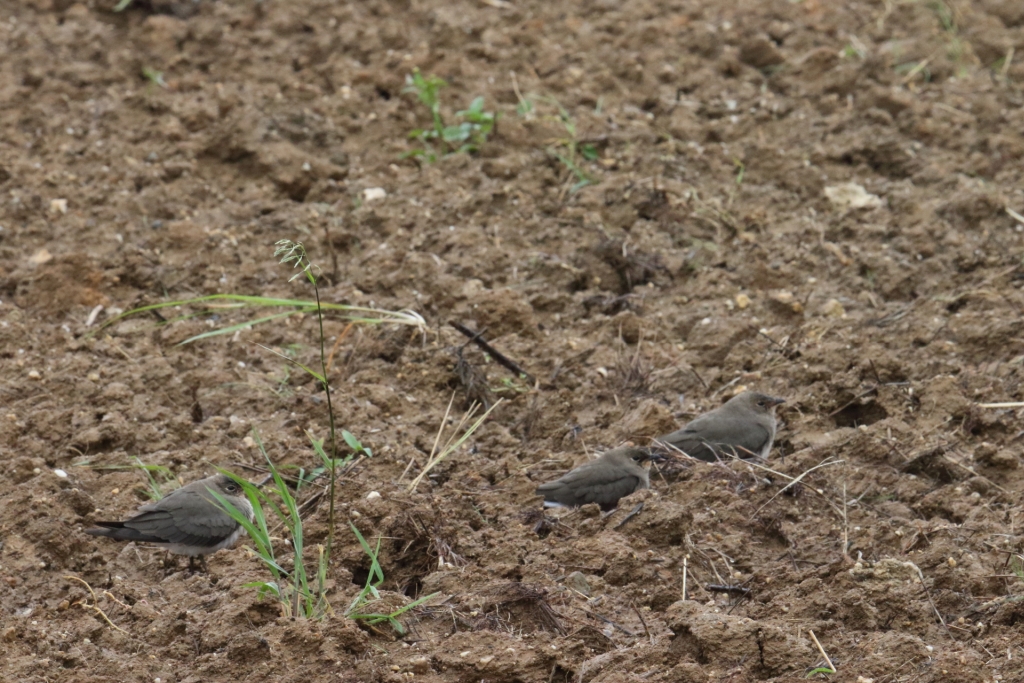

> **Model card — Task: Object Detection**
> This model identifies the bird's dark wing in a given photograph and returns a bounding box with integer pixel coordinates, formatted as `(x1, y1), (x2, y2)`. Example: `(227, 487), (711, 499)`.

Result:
(536, 462), (643, 510)
(727, 422), (772, 458)
(658, 414), (771, 461)
(89, 489), (237, 547)
(136, 490), (238, 545)
(85, 521), (168, 543)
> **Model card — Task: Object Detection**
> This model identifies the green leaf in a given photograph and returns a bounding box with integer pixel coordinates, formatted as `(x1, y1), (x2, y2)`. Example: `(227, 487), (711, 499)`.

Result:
(580, 143), (599, 161)
(243, 581), (281, 600)
(442, 124), (471, 143)
(342, 429), (370, 455)
(516, 99), (534, 117)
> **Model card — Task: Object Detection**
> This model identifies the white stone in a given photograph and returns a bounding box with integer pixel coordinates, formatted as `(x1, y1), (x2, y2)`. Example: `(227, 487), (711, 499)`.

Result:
(363, 187), (387, 202)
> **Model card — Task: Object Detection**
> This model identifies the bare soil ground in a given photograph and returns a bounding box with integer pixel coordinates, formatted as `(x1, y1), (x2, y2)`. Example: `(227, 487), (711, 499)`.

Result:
(3, 0), (1024, 681)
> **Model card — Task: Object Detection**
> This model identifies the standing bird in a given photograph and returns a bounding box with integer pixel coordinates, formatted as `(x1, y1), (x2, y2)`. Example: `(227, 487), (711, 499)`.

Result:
(655, 391), (785, 462)
(535, 446), (658, 512)
(86, 473), (252, 571)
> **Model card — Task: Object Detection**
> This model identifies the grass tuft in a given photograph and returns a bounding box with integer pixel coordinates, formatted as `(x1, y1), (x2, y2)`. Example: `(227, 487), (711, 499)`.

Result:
(213, 433), (329, 619)
(402, 69), (497, 163)
(408, 394), (503, 493)
(512, 87), (598, 195)
(345, 523), (439, 634)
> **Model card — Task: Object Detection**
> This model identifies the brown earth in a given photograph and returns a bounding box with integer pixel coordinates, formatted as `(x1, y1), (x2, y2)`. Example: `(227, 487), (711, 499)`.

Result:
(3, 0), (1024, 681)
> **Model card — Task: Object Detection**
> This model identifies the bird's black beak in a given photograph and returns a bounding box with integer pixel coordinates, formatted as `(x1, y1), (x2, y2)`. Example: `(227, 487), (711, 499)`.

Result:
(770, 397), (786, 406)
(641, 449), (667, 463)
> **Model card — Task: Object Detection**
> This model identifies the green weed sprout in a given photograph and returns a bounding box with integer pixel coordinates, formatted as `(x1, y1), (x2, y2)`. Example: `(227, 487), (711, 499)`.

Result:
(208, 242), (383, 620)
(274, 240), (342, 559)
(346, 523), (438, 634)
(402, 69), (496, 162)
(213, 433), (328, 619)
(513, 90), (598, 194)
(141, 67), (167, 89)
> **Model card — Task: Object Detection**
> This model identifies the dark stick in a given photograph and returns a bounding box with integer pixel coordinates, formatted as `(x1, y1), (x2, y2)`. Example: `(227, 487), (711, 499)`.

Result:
(614, 502), (645, 529)
(828, 386), (879, 417)
(582, 609), (637, 636)
(706, 584), (752, 596)
(450, 321), (535, 384)
(689, 366), (709, 391)
(631, 602), (650, 638)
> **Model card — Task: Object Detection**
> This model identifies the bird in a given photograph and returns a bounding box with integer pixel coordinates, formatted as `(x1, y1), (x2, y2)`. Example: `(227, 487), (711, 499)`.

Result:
(85, 473), (253, 571)
(535, 446), (659, 512)
(654, 391), (785, 462)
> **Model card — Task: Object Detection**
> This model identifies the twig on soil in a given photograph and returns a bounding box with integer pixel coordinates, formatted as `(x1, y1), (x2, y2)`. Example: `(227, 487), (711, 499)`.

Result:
(454, 345), (496, 409)
(975, 402), (1024, 409)
(908, 561), (956, 642)
(582, 609), (637, 636)
(750, 458), (845, 519)
(324, 322), (355, 375)
(1006, 207), (1024, 226)
(613, 502), (644, 529)
(706, 584), (751, 596)
(450, 321), (535, 384)
(941, 452), (1011, 495)
(842, 480), (849, 559)
(808, 630), (836, 673)
(408, 394), (502, 493)
(682, 557), (688, 601)
(64, 576), (128, 634)
(102, 591), (132, 611)
(901, 57), (931, 84)
(631, 602), (651, 641)
(711, 376), (744, 398)
(397, 456), (418, 484)
(828, 382), (909, 417)
(297, 490), (325, 520)
(85, 304), (104, 327)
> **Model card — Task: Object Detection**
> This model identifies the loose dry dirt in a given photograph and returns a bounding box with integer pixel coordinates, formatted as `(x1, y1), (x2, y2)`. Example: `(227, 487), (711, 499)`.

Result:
(3, 0), (1024, 681)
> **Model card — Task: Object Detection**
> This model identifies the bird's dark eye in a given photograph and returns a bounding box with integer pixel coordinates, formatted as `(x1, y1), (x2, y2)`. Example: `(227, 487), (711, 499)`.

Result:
(758, 400), (766, 406)
(225, 483), (238, 492)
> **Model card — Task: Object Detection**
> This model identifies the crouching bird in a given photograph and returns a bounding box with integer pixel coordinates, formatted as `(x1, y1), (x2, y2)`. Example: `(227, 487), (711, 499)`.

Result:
(86, 473), (252, 572)
(535, 446), (659, 512)
(655, 391), (785, 462)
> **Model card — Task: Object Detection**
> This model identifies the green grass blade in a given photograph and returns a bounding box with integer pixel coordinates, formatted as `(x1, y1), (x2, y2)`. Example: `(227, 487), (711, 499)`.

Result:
(387, 592), (439, 618)
(208, 488), (287, 577)
(178, 311), (301, 345)
(253, 342), (325, 383)
(349, 523), (385, 586)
